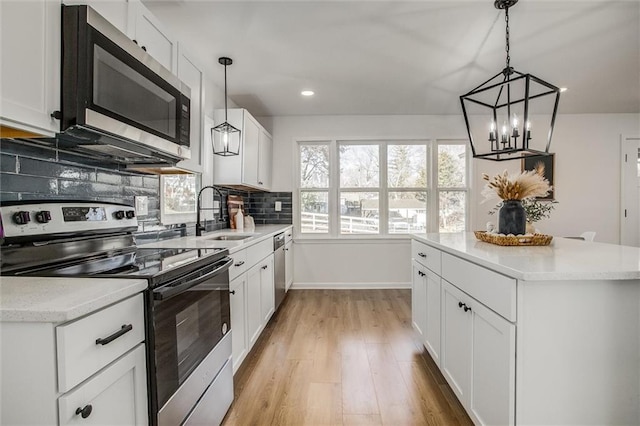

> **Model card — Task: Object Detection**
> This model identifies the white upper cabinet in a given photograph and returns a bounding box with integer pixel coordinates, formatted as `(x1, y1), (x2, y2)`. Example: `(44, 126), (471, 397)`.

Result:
(127, 0), (177, 73)
(175, 43), (204, 173)
(258, 129), (273, 189)
(213, 108), (273, 191)
(0, 0), (61, 136)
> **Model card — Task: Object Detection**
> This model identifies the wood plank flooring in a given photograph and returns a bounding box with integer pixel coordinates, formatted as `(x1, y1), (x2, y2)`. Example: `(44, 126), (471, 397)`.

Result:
(222, 289), (473, 426)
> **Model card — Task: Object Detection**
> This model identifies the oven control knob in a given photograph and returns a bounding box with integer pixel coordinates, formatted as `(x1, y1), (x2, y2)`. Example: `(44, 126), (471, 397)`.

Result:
(126, 210), (136, 219)
(13, 211), (31, 225)
(35, 210), (52, 223)
(114, 210), (125, 220)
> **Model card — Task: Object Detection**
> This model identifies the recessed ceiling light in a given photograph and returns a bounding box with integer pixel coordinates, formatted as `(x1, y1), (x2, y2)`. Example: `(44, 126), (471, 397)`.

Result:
(301, 90), (314, 96)
(560, 87), (568, 92)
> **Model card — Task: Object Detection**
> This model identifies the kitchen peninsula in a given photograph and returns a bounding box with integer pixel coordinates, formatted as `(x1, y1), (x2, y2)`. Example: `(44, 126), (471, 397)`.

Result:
(410, 232), (640, 425)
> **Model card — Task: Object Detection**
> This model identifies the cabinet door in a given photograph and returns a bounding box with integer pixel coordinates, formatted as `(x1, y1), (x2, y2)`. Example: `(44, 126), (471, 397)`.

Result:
(246, 263), (263, 348)
(58, 344), (148, 426)
(260, 255), (275, 323)
(424, 269), (441, 366)
(242, 113), (260, 187)
(469, 299), (515, 426)
(229, 275), (247, 372)
(257, 129), (273, 189)
(440, 280), (472, 405)
(0, 0), (60, 136)
(127, 0), (176, 72)
(411, 261), (427, 339)
(284, 241), (293, 291)
(175, 44), (204, 173)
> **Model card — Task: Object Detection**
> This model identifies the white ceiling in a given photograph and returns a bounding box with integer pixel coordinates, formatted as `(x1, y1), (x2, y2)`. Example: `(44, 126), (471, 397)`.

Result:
(143, 0), (640, 117)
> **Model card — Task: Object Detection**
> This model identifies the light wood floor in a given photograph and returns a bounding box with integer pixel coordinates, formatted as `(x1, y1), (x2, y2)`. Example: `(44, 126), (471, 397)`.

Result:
(222, 289), (473, 426)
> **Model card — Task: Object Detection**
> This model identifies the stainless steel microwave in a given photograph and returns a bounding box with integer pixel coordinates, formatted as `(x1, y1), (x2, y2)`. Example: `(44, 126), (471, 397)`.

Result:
(58, 5), (191, 165)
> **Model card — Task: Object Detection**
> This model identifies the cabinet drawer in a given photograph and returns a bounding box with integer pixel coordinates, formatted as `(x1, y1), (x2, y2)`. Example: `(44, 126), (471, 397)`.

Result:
(229, 249), (247, 281)
(56, 294), (145, 392)
(246, 238), (272, 268)
(58, 343), (148, 426)
(411, 239), (441, 274)
(284, 228), (293, 243)
(441, 253), (516, 321)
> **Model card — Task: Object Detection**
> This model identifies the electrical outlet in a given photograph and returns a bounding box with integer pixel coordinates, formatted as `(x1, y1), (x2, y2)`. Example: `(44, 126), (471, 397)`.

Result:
(135, 196), (148, 216)
(275, 201), (282, 212)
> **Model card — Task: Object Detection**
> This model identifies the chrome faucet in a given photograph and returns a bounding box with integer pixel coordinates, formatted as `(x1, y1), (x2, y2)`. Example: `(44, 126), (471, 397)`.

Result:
(196, 185), (225, 236)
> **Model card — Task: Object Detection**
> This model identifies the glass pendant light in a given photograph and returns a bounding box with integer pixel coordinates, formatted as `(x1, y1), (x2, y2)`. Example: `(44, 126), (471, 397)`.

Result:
(212, 57), (241, 156)
(460, 0), (561, 161)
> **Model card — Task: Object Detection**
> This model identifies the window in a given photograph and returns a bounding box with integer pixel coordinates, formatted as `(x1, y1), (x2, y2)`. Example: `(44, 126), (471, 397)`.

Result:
(296, 139), (468, 237)
(160, 174), (199, 225)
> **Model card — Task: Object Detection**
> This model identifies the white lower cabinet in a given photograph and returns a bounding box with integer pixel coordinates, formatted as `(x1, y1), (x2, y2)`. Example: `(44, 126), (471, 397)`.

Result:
(411, 260), (428, 339)
(229, 274), (248, 372)
(441, 279), (515, 426)
(58, 343), (147, 426)
(0, 293), (147, 426)
(246, 254), (275, 347)
(284, 240), (293, 291)
(260, 254), (275, 323)
(229, 240), (278, 373)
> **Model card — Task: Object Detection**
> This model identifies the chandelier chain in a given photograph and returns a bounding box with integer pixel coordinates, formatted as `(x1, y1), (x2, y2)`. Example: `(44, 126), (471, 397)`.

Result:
(504, 7), (510, 69)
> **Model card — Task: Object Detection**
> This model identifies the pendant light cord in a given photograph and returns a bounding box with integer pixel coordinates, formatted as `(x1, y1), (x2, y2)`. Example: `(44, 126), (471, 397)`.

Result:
(224, 63), (228, 122)
(504, 7), (511, 70)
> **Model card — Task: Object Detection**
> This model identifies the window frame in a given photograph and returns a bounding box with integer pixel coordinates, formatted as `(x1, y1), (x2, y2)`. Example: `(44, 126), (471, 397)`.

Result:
(295, 138), (469, 239)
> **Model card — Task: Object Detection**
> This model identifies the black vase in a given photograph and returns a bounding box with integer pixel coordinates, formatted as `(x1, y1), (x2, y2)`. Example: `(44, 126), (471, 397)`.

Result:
(498, 200), (526, 235)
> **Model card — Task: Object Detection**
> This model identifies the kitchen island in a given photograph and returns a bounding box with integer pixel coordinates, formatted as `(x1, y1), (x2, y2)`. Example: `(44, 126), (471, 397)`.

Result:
(410, 232), (640, 425)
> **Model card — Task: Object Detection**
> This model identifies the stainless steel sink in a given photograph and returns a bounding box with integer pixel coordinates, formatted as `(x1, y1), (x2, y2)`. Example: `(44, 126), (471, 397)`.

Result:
(202, 233), (256, 241)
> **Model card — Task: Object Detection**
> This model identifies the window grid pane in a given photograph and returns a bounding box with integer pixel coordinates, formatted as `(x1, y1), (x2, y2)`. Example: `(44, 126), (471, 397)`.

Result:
(388, 145), (427, 188)
(388, 191), (427, 234)
(439, 190), (466, 233)
(340, 191), (379, 234)
(300, 191), (329, 233)
(300, 144), (330, 188)
(438, 144), (466, 188)
(339, 144), (379, 188)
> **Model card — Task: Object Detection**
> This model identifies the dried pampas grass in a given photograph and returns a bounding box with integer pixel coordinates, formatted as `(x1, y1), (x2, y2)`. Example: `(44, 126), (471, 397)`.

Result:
(482, 164), (552, 202)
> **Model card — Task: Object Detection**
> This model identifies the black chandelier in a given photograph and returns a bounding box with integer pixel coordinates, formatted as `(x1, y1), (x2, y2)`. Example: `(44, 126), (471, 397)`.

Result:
(212, 57), (241, 156)
(460, 0), (561, 161)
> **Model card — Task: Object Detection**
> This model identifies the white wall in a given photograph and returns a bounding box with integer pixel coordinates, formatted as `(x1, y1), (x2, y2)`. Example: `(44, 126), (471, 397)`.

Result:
(266, 113), (639, 287)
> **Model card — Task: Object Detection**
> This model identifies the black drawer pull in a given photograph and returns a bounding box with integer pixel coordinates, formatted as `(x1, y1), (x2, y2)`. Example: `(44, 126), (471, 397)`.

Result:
(230, 290), (236, 295)
(464, 305), (472, 313)
(458, 301), (472, 313)
(234, 261), (245, 267)
(75, 404), (92, 418)
(418, 252), (427, 258)
(261, 265), (268, 270)
(418, 270), (425, 277)
(96, 324), (133, 346)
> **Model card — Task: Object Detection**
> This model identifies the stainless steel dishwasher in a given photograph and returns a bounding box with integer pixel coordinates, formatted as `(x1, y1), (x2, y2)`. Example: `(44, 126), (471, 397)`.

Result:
(273, 232), (286, 311)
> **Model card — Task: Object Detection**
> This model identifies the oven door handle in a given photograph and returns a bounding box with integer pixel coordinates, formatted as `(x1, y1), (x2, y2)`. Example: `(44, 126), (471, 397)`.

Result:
(153, 257), (233, 301)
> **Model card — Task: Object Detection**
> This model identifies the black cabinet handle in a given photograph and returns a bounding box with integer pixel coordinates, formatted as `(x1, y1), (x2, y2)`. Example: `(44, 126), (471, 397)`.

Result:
(418, 270), (425, 277)
(230, 290), (236, 295)
(141, 46), (147, 52)
(75, 404), (92, 418)
(261, 265), (268, 270)
(258, 181), (264, 185)
(458, 301), (472, 313)
(234, 261), (245, 267)
(95, 324), (133, 346)
(418, 252), (427, 258)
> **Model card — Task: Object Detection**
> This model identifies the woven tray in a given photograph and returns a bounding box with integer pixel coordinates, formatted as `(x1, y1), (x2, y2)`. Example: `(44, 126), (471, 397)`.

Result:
(474, 231), (553, 246)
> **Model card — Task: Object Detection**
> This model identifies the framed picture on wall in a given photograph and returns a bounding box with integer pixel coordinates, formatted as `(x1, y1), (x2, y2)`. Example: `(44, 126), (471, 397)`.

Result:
(522, 154), (555, 200)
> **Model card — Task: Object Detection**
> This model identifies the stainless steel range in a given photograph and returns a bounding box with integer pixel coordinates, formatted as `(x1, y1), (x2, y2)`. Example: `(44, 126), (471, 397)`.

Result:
(0, 200), (234, 426)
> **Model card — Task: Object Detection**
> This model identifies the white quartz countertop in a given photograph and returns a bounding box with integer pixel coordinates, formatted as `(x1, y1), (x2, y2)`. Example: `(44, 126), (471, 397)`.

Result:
(0, 277), (147, 323)
(138, 224), (293, 254)
(412, 232), (640, 281)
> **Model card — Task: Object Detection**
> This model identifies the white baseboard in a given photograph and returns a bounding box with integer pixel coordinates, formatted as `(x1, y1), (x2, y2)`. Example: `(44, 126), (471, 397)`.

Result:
(289, 282), (411, 290)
